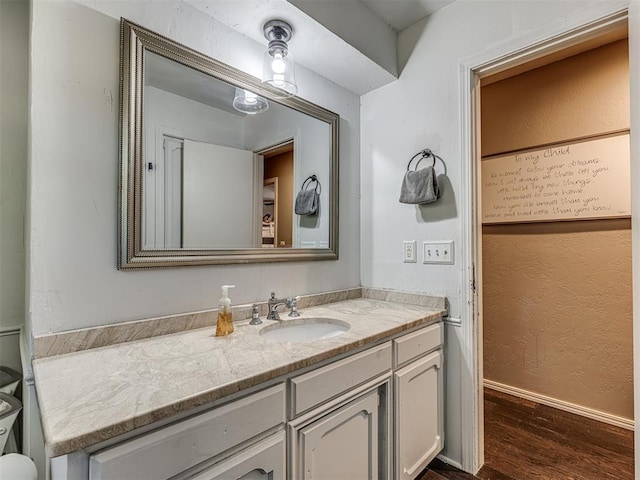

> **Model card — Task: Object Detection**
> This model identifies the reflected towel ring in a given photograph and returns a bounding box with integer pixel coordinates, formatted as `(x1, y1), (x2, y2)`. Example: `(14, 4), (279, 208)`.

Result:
(296, 174), (321, 215)
(301, 174), (321, 194)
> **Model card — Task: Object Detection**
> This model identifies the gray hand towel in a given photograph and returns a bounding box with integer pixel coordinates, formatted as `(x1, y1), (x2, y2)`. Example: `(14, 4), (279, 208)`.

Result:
(295, 189), (319, 215)
(399, 165), (440, 204)
(295, 175), (321, 215)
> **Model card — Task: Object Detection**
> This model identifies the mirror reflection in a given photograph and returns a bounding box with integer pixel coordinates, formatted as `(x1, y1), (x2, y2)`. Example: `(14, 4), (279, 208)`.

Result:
(142, 52), (331, 251)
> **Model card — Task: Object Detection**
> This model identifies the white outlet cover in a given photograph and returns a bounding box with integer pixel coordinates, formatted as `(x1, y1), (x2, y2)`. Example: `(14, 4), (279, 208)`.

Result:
(403, 240), (417, 263)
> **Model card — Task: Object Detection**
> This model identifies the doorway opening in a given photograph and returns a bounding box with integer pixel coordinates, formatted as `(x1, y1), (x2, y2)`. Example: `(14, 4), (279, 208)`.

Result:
(479, 35), (633, 478)
(461, 10), (637, 472)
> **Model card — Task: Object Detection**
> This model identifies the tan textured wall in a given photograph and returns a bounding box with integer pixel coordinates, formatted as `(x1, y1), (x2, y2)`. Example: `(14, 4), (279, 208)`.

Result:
(481, 40), (630, 156)
(481, 40), (633, 419)
(264, 151), (293, 247)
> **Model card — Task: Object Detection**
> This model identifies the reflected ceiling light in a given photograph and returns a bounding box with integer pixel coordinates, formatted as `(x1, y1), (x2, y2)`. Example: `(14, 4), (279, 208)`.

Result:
(262, 19), (298, 98)
(232, 88), (269, 114)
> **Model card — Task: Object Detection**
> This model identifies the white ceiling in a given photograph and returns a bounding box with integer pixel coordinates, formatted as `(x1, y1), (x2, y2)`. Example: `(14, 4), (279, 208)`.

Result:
(361, 0), (456, 31)
(184, 0), (455, 95)
(146, 51), (241, 116)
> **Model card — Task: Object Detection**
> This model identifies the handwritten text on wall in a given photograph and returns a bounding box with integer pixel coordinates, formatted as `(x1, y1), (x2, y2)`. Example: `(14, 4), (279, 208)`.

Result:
(481, 133), (630, 224)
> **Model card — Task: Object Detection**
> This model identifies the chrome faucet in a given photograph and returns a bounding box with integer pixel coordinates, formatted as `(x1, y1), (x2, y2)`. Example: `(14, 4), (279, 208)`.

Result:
(267, 292), (287, 320)
(267, 292), (300, 320)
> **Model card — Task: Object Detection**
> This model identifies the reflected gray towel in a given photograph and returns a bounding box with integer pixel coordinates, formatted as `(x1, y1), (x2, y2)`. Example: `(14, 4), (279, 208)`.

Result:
(295, 189), (319, 215)
(399, 166), (440, 204)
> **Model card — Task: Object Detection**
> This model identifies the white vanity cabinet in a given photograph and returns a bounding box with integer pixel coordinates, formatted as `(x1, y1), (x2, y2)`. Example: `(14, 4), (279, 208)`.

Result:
(288, 342), (393, 480)
(393, 323), (444, 480)
(51, 319), (445, 480)
(88, 384), (286, 480)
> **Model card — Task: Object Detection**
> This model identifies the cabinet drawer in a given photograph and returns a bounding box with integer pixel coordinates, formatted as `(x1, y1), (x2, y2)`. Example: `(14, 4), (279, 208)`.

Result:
(185, 431), (286, 480)
(394, 322), (443, 367)
(290, 342), (391, 417)
(89, 384), (285, 480)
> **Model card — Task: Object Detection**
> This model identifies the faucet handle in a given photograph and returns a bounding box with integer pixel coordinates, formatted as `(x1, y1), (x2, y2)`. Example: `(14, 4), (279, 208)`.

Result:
(250, 304), (262, 325)
(287, 296), (301, 317)
(270, 292), (277, 300)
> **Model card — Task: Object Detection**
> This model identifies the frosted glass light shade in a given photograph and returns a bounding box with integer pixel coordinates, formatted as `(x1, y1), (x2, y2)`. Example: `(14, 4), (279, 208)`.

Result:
(232, 88), (269, 114)
(262, 48), (297, 98)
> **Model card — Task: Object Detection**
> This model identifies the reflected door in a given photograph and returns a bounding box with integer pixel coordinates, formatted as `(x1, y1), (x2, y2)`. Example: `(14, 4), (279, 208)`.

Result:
(182, 140), (254, 248)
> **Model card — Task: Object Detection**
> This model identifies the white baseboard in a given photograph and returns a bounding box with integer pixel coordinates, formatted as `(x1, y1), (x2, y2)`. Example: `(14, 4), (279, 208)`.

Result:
(436, 454), (463, 470)
(484, 379), (634, 431)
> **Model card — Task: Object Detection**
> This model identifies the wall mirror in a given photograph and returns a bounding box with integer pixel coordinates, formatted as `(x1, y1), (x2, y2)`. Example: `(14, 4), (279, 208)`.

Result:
(119, 19), (339, 268)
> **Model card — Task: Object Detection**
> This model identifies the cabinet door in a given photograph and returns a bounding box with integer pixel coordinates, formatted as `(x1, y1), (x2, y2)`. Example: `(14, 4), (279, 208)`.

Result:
(295, 388), (381, 480)
(187, 431), (285, 480)
(394, 350), (443, 480)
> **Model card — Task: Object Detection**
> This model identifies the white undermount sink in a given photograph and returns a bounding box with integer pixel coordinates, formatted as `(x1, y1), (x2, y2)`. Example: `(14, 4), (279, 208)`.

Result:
(259, 317), (350, 342)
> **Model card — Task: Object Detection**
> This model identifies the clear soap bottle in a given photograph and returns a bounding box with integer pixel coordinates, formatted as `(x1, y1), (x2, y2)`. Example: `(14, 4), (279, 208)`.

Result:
(215, 285), (235, 336)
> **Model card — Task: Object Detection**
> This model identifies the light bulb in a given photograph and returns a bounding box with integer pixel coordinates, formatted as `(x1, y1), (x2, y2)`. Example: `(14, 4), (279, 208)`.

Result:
(233, 87), (269, 114)
(273, 74), (285, 87)
(271, 52), (286, 74)
(244, 90), (258, 104)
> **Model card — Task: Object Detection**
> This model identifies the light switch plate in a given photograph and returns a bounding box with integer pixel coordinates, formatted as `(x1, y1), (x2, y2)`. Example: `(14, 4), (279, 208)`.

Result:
(403, 240), (417, 263)
(423, 241), (454, 264)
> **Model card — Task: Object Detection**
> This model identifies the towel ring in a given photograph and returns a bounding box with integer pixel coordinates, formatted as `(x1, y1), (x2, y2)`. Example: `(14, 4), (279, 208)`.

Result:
(301, 174), (321, 194)
(407, 148), (447, 175)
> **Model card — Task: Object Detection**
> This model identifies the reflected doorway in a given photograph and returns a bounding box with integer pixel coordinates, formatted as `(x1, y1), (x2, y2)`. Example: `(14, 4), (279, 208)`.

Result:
(262, 142), (294, 248)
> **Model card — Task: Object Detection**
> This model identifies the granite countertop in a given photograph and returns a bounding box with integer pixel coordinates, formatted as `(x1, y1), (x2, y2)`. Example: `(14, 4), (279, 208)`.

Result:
(33, 298), (444, 457)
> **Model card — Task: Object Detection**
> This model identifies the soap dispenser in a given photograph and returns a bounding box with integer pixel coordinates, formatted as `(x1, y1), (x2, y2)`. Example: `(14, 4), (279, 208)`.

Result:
(215, 285), (235, 336)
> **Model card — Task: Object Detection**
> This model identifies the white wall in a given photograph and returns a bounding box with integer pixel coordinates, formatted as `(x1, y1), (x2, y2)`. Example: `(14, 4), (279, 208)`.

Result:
(28, 0), (361, 335)
(360, 0), (629, 466)
(0, 0), (28, 369)
(143, 86), (245, 248)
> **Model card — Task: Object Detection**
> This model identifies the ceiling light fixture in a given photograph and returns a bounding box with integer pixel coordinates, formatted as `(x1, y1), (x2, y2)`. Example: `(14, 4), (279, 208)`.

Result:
(232, 88), (269, 114)
(262, 19), (298, 98)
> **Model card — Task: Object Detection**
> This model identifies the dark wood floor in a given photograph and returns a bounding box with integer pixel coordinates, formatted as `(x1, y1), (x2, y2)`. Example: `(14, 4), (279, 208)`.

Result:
(418, 388), (634, 480)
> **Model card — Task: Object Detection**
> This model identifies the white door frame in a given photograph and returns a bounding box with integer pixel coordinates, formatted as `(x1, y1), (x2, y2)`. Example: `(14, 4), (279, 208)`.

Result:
(458, 5), (635, 474)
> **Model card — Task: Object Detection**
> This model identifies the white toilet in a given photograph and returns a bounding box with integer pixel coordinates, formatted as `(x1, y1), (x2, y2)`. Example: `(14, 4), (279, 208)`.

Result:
(0, 454), (37, 480)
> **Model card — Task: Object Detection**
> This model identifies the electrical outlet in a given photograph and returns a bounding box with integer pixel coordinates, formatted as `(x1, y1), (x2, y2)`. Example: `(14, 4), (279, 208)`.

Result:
(403, 240), (417, 263)
(423, 241), (454, 264)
